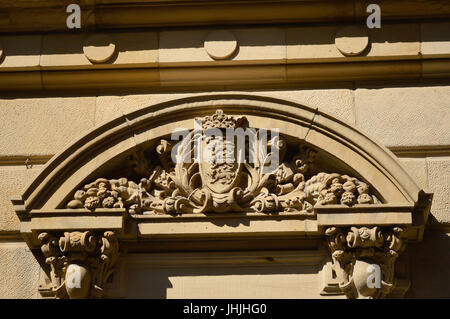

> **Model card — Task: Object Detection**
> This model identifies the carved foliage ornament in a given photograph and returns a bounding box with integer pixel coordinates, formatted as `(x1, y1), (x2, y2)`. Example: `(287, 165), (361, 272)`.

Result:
(67, 110), (380, 215)
(38, 231), (119, 299)
(325, 226), (406, 299)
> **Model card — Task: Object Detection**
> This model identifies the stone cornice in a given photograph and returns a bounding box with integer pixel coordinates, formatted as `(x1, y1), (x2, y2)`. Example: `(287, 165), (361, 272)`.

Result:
(1, 0), (450, 34)
(0, 21), (450, 92)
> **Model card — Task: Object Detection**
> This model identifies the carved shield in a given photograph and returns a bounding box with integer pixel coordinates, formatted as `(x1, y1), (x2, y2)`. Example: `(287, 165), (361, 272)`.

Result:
(199, 136), (243, 194)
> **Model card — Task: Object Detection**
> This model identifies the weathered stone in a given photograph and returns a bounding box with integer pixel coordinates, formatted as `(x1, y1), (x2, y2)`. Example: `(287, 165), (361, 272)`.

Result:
(0, 35), (41, 70)
(204, 30), (238, 60)
(355, 86), (450, 147)
(95, 89), (354, 125)
(0, 166), (42, 231)
(0, 242), (40, 298)
(0, 97), (96, 156)
(421, 22), (450, 57)
(427, 157), (450, 224)
(160, 28), (285, 65)
(398, 158), (428, 191)
(0, 0), (448, 301)
(41, 32), (158, 68)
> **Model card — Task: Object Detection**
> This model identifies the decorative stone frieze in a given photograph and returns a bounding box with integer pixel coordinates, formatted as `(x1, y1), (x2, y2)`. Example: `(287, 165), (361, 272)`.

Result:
(325, 226), (406, 299)
(38, 231), (119, 299)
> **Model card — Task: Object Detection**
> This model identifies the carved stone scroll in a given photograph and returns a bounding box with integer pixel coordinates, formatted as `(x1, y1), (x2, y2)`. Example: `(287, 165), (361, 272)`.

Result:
(38, 231), (119, 299)
(325, 226), (406, 299)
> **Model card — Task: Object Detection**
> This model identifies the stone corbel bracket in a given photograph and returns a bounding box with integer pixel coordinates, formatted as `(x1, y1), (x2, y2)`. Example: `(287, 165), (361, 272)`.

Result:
(10, 206), (125, 299)
(38, 230), (119, 299)
(10, 96), (434, 299)
(316, 199), (432, 299)
(325, 226), (406, 299)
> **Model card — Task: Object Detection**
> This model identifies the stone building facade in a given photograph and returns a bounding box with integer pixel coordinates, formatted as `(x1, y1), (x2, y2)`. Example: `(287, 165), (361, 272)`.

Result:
(0, 0), (449, 298)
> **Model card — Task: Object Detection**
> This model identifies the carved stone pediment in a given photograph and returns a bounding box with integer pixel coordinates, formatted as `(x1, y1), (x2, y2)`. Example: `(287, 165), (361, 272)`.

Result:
(12, 95), (432, 299)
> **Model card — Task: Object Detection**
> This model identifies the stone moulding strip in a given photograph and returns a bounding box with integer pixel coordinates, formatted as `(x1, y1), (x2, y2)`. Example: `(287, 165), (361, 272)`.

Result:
(0, 230), (23, 242)
(27, 209), (125, 240)
(119, 250), (328, 268)
(389, 145), (450, 157)
(0, 59), (447, 92)
(1, 145), (448, 168)
(0, 155), (53, 166)
(135, 212), (319, 239)
(315, 204), (414, 228)
(21, 204), (421, 243)
(2, 0), (450, 33)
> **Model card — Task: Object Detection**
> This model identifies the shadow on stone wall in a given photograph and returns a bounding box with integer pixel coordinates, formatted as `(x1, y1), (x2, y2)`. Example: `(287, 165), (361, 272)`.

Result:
(407, 219), (450, 298)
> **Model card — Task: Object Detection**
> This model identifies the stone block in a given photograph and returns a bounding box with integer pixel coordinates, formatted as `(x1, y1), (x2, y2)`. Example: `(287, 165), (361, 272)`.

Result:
(95, 89), (354, 126)
(287, 24), (419, 62)
(421, 22), (450, 57)
(159, 28), (285, 65)
(0, 97), (96, 156)
(355, 86), (450, 147)
(408, 230), (450, 298)
(426, 157), (450, 224)
(369, 24), (420, 57)
(41, 32), (158, 68)
(0, 166), (42, 231)
(0, 242), (40, 298)
(0, 35), (41, 70)
(398, 158), (428, 191)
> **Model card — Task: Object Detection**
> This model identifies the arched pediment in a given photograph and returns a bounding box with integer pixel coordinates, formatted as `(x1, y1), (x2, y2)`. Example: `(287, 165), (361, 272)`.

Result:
(15, 94), (425, 210)
(12, 94), (432, 299)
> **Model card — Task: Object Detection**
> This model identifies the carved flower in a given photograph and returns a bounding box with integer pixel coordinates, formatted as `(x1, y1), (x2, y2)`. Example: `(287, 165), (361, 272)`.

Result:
(321, 192), (337, 205)
(84, 196), (100, 210)
(358, 193), (373, 204)
(102, 196), (116, 208)
(341, 191), (356, 206)
(330, 179), (344, 195)
(343, 181), (356, 193)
